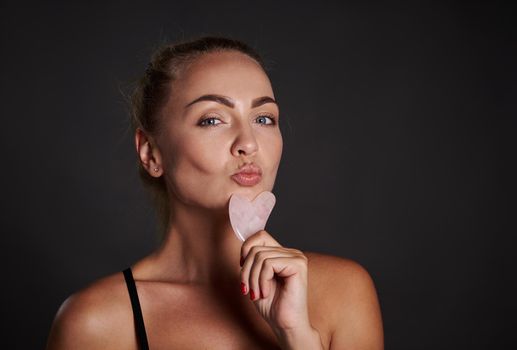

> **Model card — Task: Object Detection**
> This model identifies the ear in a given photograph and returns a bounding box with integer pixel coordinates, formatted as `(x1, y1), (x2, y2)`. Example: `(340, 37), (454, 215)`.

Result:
(135, 127), (164, 177)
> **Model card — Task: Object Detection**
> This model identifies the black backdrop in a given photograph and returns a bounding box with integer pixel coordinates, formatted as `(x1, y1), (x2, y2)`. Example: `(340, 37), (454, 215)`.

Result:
(1, 1), (515, 349)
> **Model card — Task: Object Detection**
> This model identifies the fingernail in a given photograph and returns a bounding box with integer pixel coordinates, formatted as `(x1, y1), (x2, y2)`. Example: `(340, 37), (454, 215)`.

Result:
(240, 282), (247, 295)
(240, 256), (244, 267)
(250, 289), (255, 300)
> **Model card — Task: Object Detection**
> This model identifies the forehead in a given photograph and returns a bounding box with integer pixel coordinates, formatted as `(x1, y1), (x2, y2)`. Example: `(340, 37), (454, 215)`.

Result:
(173, 51), (274, 102)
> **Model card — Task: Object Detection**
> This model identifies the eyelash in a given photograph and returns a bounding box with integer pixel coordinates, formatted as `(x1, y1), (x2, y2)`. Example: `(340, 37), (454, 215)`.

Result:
(198, 114), (277, 127)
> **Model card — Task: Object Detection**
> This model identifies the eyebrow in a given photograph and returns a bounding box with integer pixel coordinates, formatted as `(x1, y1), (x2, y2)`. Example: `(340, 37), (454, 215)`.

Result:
(184, 94), (278, 109)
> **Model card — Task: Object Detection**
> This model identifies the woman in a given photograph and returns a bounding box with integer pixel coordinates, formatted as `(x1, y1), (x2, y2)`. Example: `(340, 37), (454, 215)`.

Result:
(46, 36), (384, 349)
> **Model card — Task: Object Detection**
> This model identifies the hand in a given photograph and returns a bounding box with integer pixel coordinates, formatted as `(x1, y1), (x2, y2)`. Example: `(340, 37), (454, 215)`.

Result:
(239, 230), (312, 334)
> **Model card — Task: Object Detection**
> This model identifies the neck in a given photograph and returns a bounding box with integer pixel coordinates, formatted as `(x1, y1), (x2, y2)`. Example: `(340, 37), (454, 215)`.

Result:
(137, 199), (243, 286)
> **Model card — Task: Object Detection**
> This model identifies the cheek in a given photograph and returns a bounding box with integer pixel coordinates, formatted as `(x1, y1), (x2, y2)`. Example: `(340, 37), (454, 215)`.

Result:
(264, 130), (283, 167)
(168, 130), (224, 173)
(164, 134), (228, 205)
(255, 130), (283, 190)
(275, 133), (283, 162)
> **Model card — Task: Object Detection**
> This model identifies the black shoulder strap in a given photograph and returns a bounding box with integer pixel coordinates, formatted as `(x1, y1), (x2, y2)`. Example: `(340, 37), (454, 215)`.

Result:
(123, 267), (150, 350)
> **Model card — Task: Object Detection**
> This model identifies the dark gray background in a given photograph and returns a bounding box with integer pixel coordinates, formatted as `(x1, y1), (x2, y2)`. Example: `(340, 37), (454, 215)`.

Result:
(1, 1), (515, 349)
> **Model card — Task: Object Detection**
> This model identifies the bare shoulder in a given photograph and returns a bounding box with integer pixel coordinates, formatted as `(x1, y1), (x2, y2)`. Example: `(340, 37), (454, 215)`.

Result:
(303, 251), (384, 350)
(46, 270), (135, 350)
(304, 251), (375, 288)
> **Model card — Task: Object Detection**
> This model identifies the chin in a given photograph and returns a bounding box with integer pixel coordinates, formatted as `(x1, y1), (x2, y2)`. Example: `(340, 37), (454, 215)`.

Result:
(231, 186), (271, 200)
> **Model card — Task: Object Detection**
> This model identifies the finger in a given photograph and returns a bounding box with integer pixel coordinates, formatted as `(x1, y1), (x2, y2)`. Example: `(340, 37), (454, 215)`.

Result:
(241, 230), (282, 264)
(247, 249), (294, 300)
(258, 257), (285, 299)
(256, 255), (309, 301)
(269, 254), (308, 280)
(241, 245), (285, 296)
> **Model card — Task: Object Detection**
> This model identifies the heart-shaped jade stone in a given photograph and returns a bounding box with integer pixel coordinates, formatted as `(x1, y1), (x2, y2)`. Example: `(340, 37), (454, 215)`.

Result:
(228, 191), (276, 241)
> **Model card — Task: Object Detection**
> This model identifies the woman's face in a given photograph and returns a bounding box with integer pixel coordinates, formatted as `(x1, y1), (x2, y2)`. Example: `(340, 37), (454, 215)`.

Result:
(157, 50), (283, 211)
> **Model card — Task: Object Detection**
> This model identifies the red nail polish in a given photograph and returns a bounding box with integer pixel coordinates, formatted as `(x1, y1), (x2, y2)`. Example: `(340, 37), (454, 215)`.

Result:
(240, 256), (244, 267)
(240, 282), (247, 295)
(250, 289), (255, 300)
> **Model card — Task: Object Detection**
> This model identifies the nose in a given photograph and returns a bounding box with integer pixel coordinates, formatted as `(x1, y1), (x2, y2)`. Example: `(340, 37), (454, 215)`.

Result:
(231, 122), (259, 157)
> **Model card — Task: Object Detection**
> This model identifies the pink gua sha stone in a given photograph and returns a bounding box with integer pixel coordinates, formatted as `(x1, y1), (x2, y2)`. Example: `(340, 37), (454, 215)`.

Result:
(229, 191), (276, 242)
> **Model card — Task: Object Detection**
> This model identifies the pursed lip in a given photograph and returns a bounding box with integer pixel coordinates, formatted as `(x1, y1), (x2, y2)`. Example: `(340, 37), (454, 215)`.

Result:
(231, 163), (262, 186)
(232, 163), (262, 176)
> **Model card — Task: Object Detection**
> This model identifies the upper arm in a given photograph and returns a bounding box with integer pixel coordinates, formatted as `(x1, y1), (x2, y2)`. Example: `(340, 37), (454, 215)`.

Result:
(328, 259), (384, 350)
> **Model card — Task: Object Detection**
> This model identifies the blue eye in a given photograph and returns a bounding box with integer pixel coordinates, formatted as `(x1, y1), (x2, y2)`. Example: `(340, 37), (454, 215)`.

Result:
(256, 115), (276, 125)
(198, 117), (222, 127)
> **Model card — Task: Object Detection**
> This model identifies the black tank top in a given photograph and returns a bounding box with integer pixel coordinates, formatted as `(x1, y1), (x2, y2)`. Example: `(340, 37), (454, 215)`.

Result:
(123, 267), (150, 350)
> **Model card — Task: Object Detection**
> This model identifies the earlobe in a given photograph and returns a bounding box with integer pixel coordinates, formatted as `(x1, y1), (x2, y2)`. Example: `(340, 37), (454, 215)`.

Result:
(135, 128), (163, 177)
